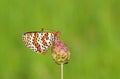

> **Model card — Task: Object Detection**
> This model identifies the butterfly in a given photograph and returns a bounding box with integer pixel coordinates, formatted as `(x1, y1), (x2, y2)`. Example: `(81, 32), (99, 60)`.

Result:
(22, 29), (60, 55)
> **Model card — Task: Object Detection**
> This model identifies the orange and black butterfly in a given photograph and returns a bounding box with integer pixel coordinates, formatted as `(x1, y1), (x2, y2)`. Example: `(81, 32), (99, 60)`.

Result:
(22, 29), (60, 55)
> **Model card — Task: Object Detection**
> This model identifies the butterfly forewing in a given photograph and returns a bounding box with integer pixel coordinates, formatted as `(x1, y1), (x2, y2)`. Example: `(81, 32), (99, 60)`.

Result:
(22, 32), (55, 54)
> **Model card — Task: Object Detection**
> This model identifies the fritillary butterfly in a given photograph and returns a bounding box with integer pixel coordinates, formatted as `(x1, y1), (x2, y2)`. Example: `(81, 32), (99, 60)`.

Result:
(22, 29), (60, 54)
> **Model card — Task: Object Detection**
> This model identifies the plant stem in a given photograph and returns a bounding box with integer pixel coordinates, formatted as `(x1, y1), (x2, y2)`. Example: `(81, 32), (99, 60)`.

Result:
(61, 63), (64, 79)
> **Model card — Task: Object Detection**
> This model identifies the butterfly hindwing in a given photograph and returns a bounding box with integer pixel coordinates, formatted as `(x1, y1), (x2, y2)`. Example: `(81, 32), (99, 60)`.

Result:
(22, 32), (54, 54)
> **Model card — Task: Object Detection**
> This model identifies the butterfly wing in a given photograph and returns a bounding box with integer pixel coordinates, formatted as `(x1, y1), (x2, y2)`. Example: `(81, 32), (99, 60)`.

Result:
(22, 32), (54, 54)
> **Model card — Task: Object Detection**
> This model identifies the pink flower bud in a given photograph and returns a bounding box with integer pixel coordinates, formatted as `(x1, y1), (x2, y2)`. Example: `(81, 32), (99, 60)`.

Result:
(52, 41), (70, 64)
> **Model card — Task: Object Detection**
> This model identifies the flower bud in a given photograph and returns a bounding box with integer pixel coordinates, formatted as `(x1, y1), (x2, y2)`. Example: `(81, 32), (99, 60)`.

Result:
(52, 41), (70, 65)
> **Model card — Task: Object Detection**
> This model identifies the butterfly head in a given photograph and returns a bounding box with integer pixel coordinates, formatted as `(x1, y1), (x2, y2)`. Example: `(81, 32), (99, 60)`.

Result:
(52, 31), (61, 44)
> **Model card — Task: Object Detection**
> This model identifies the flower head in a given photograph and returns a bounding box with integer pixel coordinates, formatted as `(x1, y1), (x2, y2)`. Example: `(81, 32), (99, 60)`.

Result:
(52, 41), (70, 65)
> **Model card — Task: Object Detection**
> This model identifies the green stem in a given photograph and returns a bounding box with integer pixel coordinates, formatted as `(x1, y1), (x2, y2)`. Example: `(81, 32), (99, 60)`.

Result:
(61, 63), (64, 79)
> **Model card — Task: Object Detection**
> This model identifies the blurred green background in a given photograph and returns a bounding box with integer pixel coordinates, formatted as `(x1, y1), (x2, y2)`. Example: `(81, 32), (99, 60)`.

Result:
(0, 0), (120, 79)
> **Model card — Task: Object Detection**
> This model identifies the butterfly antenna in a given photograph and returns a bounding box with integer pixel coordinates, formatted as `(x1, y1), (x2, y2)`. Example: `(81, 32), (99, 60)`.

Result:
(41, 28), (44, 32)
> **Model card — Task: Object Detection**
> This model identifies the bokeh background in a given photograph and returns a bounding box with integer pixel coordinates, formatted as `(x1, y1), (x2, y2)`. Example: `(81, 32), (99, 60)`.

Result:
(0, 0), (120, 79)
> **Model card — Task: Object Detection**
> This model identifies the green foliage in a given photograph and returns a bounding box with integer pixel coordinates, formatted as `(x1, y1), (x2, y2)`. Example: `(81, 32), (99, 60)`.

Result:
(0, 0), (120, 79)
